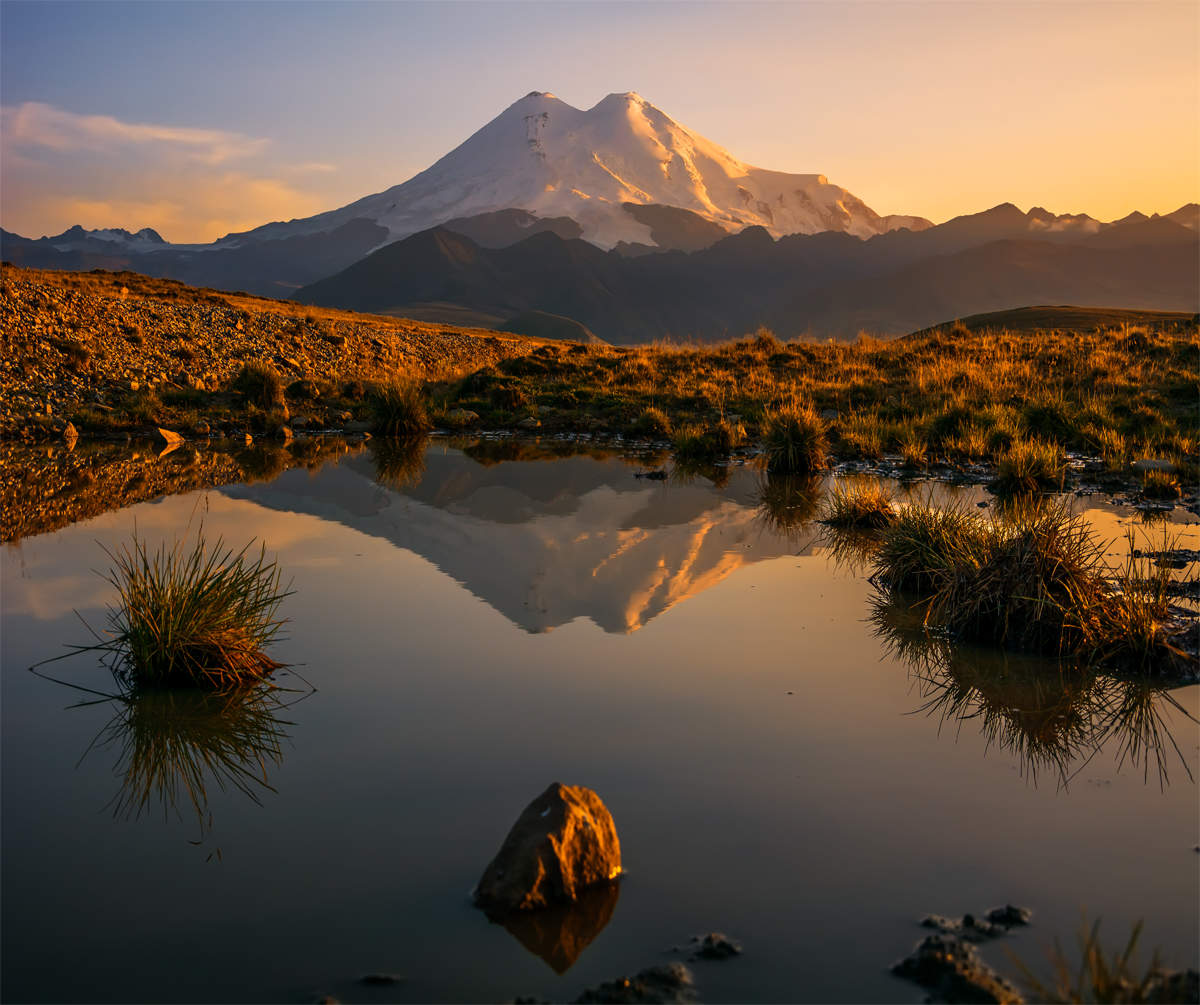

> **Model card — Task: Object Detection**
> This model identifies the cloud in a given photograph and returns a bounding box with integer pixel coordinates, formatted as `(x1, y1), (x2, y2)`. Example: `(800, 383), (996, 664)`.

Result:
(29, 173), (327, 243)
(1, 101), (268, 164)
(0, 103), (338, 242)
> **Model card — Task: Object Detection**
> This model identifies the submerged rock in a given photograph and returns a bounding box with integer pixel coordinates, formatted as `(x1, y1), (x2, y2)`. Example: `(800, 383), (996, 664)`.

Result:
(922, 905), (1034, 942)
(573, 962), (696, 1004)
(691, 932), (742, 959)
(357, 972), (404, 986)
(922, 914), (1007, 943)
(1146, 968), (1199, 1003)
(985, 905), (1033, 928)
(893, 934), (1023, 1004)
(475, 782), (621, 914)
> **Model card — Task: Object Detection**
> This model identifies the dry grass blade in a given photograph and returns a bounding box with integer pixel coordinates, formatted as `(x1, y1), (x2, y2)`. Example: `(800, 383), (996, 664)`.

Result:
(1008, 917), (1196, 1004)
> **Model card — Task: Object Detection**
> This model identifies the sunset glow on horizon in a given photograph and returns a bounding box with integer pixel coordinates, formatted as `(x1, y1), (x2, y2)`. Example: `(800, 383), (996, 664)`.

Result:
(2, 0), (1196, 243)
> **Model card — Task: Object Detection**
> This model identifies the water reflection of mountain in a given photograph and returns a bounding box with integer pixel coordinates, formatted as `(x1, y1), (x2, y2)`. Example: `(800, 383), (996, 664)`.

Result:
(224, 449), (815, 634)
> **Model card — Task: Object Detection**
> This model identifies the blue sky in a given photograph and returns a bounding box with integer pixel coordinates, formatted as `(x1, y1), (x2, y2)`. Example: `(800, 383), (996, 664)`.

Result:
(2, 1), (1196, 241)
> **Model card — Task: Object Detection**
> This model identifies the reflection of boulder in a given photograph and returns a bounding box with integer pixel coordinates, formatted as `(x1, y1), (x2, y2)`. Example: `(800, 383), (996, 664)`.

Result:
(497, 880), (620, 973)
(475, 782), (622, 913)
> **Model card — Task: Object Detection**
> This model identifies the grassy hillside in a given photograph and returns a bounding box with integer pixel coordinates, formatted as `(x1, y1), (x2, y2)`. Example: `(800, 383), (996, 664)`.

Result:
(2, 265), (1196, 502)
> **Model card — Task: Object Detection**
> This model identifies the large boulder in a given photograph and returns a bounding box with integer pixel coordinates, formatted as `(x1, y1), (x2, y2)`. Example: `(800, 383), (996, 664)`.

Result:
(475, 782), (621, 914)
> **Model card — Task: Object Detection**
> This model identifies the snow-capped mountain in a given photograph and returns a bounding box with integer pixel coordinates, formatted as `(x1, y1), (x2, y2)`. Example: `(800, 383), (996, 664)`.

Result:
(37, 225), (168, 253)
(226, 91), (932, 250)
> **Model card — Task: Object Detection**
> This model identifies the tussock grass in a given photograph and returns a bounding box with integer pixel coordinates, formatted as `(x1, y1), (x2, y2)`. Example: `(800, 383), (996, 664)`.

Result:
(874, 501), (1188, 673)
(994, 438), (1064, 495)
(822, 479), (896, 530)
(95, 532), (292, 689)
(671, 416), (745, 462)
(762, 402), (827, 474)
(231, 361), (286, 409)
(369, 379), (431, 437)
(875, 503), (978, 594)
(627, 406), (672, 439)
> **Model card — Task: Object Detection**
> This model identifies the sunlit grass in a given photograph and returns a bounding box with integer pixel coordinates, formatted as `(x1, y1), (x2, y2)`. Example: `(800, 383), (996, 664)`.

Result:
(762, 401), (827, 474)
(822, 479), (896, 530)
(369, 379), (431, 437)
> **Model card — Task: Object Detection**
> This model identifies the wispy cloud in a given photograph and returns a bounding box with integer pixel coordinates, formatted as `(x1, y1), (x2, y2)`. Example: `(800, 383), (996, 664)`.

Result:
(1, 101), (268, 164)
(0, 103), (341, 242)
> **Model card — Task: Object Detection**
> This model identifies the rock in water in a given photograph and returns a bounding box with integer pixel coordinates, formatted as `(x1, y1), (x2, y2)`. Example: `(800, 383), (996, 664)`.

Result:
(574, 963), (695, 1004)
(475, 782), (621, 914)
(893, 934), (1023, 1004)
(156, 427), (184, 448)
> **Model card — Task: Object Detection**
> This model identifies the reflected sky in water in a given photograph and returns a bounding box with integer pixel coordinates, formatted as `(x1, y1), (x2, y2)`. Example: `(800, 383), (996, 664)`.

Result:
(2, 444), (1197, 1003)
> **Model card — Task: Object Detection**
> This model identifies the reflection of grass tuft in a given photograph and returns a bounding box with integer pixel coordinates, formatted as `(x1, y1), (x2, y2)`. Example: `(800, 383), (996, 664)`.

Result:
(96, 684), (292, 827)
(370, 435), (428, 489)
(872, 599), (1196, 787)
(756, 473), (822, 536)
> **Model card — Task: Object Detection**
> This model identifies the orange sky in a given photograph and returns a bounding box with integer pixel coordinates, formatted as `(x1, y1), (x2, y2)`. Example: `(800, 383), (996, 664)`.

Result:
(2, 1), (1197, 243)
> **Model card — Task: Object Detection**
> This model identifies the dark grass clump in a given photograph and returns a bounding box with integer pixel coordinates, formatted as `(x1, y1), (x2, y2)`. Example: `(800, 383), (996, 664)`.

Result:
(822, 479), (896, 530)
(369, 380), (431, 437)
(762, 402), (828, 474)
(930, 504), (1108, 655)
(993, 438), (1063, 495)
(874, 502), (979, 594)
(1140, 469), (1181, 501)
(874, 502), (1189, 673)
(232, 361), (286, 409)
(94, 533), (292, 689)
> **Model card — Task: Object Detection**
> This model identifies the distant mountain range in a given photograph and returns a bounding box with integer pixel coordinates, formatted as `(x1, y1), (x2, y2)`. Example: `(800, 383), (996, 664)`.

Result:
(2, 90), (1197, 340)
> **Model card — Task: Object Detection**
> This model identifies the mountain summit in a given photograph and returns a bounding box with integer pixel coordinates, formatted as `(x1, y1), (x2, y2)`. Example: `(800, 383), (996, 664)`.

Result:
(230, 91), (930, 249)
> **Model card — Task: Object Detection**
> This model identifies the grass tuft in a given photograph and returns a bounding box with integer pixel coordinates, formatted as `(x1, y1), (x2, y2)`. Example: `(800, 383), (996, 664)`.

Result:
(994, 438), (1064, 495)
(762, 401), (828, 474)
(822, 479), (896, 530)
(231, 361), (286, 409)
(97, 532), (292, 689)
(874, 502), (1188, 672)
(369, 380), (432, 437)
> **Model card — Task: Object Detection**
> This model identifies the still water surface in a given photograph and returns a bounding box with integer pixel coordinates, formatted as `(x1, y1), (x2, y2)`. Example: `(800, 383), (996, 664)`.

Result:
(3, 444), (1197, 1003)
